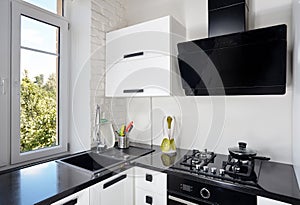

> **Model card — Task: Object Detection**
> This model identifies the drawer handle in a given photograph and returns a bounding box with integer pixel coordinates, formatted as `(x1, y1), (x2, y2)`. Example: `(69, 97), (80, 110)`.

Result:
(146, 195), (153, 204)
(124, 52), (144, 59)
(146, 174), (153, 182)
(103, 174), (127, 189)
(123, 89), (144, 93)
(63, 198), (77, 205)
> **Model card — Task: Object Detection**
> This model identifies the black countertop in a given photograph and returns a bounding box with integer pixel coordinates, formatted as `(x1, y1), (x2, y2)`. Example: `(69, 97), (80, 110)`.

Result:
(133, 146), (300, 205)
(0, 160), (127, 205)
(0, 145), (299, 205)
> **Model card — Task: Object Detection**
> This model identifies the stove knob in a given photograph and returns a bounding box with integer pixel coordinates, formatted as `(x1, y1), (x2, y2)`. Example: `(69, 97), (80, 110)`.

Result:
(200, 188), (211, 199)
(203, 166), (209, 172)
(242, 160), (249, 165)
(219, 169), (225, 176)
(196, 164), (201, 170)
(211, 167), (217, 174)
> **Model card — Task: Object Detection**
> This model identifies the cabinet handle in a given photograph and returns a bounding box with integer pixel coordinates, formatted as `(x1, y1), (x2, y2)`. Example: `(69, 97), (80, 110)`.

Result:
(62, 198), (77, 205)
(124, 52), (144, 59)
(146, 195), (153, 204)
(146, 174), (153, 182)
(0, 78), (6, 95)
(103, 174), (127, 189)
(123, 89), (144, 93)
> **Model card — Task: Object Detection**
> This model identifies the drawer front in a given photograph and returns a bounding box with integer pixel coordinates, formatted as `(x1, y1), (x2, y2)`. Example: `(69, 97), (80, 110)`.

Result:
(105, 56), (171, 97)
(136, 188), (167, 205)
(106, 16), (171, 67)
(135, 167), (167, 194)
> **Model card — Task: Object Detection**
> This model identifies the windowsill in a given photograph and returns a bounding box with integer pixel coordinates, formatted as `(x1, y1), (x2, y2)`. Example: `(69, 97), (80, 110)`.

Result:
(0, 151), (71, 175)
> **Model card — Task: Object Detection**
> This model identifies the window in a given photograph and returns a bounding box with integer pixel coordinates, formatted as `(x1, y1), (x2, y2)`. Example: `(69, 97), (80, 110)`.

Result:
(23, 0), (63, 16)
(11, 0), (69, 163)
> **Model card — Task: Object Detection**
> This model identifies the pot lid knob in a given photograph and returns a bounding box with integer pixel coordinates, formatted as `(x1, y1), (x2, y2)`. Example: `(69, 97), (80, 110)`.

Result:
(238, 142), (247, 150)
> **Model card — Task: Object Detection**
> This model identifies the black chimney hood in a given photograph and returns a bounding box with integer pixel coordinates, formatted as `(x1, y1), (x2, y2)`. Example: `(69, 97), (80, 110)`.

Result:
(177, 24), (287, 96)
(209, 0), (249, 37)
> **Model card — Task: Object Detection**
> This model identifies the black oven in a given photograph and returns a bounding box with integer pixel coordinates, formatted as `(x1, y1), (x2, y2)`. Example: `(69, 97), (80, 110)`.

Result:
(168, 174), (257, 205)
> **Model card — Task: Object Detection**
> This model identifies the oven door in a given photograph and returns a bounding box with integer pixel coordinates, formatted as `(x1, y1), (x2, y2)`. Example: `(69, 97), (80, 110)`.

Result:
(168, 195), (198, 205)
(168, 195), (213, 205)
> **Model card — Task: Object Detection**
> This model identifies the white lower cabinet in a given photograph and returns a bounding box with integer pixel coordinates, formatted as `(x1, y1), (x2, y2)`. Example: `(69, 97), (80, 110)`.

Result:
(134, 167), (167, 205)
(50, 168), (292, 205)
(90, 167), (167, 205)
(257, 196), (291, 205)
(90, 168), (134, 205)
(135, 187), (166, 205)
(51, 188), (89, 205)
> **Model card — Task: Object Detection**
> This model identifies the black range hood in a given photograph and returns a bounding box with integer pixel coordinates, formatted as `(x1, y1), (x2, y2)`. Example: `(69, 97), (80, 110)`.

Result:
(209, 0), (249, 37)
(177, 24), (287, 96)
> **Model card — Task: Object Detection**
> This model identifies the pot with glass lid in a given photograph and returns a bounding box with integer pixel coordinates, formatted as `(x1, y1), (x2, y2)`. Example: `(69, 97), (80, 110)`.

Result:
(228, 142), (271, 161)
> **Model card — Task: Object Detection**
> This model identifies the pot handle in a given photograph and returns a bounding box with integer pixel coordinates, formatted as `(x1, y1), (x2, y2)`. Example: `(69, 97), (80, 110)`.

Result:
(253, 156), (270, 160)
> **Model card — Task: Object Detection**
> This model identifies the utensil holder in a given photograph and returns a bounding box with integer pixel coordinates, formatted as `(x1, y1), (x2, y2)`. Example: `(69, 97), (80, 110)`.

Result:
(118, 135), (130, 149)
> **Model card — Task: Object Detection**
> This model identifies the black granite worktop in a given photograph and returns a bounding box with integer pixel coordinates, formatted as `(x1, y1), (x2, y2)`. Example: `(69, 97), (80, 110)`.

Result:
(0, 159), (128, 205)
(133, 146), (300, 205)
(0, 145), (299, 205)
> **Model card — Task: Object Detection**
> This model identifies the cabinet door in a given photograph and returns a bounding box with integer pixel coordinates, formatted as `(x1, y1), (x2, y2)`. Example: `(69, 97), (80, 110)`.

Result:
(106, 16), (170, 68)
(90, 168), (134, 205)
(106, 56), (171, 97)
(51, 188), (89, 205)
(257, 197), (291, 205)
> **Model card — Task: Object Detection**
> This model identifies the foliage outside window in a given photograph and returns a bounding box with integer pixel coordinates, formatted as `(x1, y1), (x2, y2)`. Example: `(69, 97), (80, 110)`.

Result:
(20, 70), (57, 152)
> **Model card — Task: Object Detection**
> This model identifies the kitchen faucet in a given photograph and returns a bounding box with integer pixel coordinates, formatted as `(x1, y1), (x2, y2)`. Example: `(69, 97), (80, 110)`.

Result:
(95, 104), (106, 153)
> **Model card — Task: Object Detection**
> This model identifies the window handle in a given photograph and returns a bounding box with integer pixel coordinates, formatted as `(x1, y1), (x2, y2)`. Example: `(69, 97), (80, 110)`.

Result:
(0, 78), (6, 95)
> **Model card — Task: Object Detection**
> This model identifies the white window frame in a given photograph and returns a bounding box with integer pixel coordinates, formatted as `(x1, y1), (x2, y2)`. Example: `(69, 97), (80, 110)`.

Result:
(0, 0), (11, 168)
(11, 0), (69, 164)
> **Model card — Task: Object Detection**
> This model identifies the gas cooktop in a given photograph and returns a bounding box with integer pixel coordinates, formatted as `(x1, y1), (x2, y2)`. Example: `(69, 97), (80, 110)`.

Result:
(171, 149), (263, 187)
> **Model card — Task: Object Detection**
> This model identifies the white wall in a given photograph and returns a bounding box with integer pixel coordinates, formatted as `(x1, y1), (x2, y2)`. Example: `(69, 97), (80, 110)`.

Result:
(65, 0), (92, 153)
(125, 0), (293, 163)
(125, 0), (207, 40)
(90, 0), (128, 147)
(293, 0), (300, 187)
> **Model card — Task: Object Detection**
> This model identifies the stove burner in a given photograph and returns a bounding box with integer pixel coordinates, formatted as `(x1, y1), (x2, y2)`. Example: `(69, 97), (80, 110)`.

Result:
(180, 149), (216, 169)
(222, 155), (257, 181)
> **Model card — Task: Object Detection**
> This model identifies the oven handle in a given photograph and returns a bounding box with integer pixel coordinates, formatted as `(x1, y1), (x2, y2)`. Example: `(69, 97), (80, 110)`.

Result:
(168, 195), (198, 205)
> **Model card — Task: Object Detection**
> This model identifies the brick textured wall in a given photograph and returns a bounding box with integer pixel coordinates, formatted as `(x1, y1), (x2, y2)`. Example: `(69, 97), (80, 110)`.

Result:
(90, 0), (127, 144)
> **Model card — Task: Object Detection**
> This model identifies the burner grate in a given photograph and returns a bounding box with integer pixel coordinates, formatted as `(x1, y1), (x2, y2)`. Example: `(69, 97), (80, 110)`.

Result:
(180, 149), (216, 169)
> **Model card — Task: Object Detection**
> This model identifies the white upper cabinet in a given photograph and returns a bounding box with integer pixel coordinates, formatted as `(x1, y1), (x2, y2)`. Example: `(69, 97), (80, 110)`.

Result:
(105, 16), (186, 97)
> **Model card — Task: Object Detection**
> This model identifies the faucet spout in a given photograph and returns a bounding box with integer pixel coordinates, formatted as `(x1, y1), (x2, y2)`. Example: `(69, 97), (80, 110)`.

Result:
(95, 104), (106, 153)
